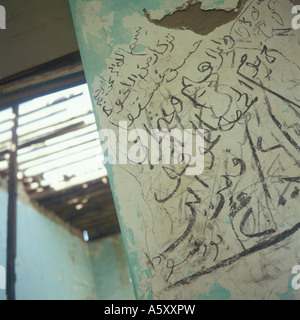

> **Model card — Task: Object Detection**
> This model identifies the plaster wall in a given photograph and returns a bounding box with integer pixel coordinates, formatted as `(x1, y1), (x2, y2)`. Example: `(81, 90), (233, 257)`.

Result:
(70, 0), (300, 299)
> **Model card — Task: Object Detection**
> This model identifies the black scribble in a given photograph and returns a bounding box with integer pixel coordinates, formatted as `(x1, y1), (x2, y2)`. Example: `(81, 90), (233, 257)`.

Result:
(6, 11), (21, 23)
(92, 0), (300, 294)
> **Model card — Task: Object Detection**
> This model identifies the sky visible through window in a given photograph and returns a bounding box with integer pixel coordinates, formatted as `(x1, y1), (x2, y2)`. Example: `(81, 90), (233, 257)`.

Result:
(0, 83), (107, 192)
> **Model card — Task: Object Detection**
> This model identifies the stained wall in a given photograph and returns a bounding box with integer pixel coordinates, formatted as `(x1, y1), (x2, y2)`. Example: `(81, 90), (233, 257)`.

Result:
(70, 0), (300, 299)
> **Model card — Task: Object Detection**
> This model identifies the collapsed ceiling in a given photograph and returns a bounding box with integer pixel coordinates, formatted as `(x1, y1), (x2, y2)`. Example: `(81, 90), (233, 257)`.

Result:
(0, 84), (120, 241)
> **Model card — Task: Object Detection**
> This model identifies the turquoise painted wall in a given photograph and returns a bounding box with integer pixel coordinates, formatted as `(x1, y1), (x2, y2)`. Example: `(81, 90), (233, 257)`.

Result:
(89, 235), (135, 300)
(0, 186), (134, 300)
(0, 186), (96, 299)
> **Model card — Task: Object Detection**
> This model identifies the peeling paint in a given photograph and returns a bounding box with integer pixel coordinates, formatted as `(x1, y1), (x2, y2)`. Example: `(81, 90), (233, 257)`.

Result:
(146, 0), (240, 20)
(275, 276), (296, 300)
(70, 0), (300, 300)
(197, 283), (231, 300)
(145, 0), (192, 20)
(144, 0), (246, 35)
(201, 0), (240, 11)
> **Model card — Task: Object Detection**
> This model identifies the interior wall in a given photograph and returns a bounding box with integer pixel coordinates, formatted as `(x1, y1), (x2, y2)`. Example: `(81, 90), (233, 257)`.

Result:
(70, 0), (300, 300)
(0, 185), (95, 300)
(0, 185), (134, 300)
(89, 235), (135, 300)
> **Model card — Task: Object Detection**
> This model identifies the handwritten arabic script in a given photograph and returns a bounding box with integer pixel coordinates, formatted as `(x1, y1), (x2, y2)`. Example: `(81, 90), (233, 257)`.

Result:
(93, 0), (300, 296)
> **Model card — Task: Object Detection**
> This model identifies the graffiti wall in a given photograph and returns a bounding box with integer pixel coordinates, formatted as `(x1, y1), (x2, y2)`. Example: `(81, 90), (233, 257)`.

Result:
(70, 0), (300, 299)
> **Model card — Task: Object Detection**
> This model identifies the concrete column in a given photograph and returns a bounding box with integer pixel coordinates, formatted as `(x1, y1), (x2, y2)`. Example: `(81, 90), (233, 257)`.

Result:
(70, 0), (300, 300)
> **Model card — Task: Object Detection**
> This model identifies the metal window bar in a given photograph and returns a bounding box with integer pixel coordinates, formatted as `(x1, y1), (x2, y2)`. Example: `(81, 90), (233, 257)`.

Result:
(6, 104), (18, 300)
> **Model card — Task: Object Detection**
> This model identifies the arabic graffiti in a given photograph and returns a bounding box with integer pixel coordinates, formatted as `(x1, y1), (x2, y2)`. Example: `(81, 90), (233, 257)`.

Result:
(93, 0), (300, 297)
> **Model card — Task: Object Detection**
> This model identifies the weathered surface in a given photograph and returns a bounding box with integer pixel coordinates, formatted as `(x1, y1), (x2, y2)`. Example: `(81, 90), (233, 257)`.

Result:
(70, 0), (300, 299)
